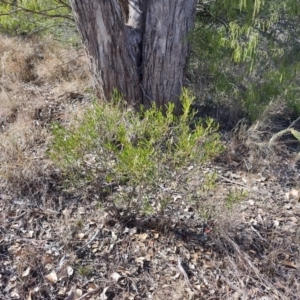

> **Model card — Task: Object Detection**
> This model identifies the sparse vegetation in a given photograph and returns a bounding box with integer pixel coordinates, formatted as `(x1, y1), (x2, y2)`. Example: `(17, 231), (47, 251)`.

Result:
(1, 1), (300, 299)
(76, 265), (93, 277)
(0, 34), (90, 197)
(48, 88), (223, 213)
(225, 189), (248, 209)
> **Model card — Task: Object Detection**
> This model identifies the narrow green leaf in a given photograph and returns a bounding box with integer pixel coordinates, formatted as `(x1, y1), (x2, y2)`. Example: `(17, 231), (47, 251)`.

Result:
(291, 129), (300, 141)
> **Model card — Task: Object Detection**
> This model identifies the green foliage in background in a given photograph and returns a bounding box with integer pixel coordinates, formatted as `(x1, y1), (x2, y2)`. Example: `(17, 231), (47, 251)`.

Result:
(1, 0), (299, 124)
(192, 0), (300, 123)
(225, 189), (248, 210)
(269, 126), (300, 161)
(0, 0), (77, 42)
(48, 89), (223, 213)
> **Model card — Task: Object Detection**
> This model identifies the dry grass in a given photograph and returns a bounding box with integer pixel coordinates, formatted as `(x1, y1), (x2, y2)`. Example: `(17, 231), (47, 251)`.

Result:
(0, 34), (91, 196)
(217, 97), (300, 177)
(0, 35), (88, 85)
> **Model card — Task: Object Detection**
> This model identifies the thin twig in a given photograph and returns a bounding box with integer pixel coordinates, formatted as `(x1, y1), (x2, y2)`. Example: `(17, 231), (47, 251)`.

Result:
(218, 174), (266, 195)
(251, 225), (267, 241)
(218, 174), (250, 189)
(177, 256), (195, 292)
(269, 116), (300, 147)
(140, 84), (152, 101)
(0, 0), (74, 21)
(75, 229), (100, 254)
(269, 128), (291, 146)
(288, 116), (300, 129)
(54, 0), (72, 10)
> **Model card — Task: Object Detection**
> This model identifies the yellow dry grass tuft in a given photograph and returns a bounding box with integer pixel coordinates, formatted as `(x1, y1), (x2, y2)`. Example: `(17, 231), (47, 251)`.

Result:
(0, 34), (91, 195)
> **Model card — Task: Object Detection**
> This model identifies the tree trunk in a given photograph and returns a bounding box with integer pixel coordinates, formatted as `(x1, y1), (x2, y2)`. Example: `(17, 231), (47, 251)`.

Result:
(70, 0), (197, 113)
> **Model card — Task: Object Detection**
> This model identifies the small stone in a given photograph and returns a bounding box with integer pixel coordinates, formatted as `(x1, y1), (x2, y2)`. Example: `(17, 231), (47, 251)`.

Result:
(248, 199), (255, 206)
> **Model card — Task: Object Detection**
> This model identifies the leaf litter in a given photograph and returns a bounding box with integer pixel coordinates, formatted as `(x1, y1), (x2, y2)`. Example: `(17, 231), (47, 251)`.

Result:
(1, 161), (300, 299)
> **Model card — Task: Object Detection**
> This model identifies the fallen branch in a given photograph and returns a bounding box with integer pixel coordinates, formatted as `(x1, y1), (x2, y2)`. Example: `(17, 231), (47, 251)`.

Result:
(218, 174), (250, 189)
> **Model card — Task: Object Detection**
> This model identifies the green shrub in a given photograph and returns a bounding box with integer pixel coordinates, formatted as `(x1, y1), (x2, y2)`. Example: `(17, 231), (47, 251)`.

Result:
(191, 0), (300, 124)
(225, 189), (248, 210)
(48, 89), (223, 213)
(0, 0), (77, 42)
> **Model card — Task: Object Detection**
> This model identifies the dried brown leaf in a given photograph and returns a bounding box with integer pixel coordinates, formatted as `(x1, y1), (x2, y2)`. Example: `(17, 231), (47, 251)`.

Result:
(45, 271), (58, 283)
(281, 261), (298, 269)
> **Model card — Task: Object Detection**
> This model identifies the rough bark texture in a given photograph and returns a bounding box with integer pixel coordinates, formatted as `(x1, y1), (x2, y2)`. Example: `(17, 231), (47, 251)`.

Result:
(142, 1), (197, 112)
(70, 0), (197, 112)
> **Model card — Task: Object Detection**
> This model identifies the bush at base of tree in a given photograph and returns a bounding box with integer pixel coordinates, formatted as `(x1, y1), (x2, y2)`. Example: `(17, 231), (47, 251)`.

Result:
(2, 0), (299, 127)
(48, 89), (223, 214)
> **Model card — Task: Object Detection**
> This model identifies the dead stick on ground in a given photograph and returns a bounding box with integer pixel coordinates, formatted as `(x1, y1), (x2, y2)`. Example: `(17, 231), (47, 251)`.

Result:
(76, 287), (102, 300)
(218, 174), (264, 195)
(218, 174), (250, 189)
(75, 229), (100, 254)
(177, 256), (195, 292)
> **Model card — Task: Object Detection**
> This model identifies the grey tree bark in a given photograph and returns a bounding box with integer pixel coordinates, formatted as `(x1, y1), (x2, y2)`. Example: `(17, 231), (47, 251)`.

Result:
(70, 0), (197, 113)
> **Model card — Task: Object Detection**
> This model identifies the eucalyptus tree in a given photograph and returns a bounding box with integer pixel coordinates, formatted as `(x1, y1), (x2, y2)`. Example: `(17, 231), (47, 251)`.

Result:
(70, 0), (198, 113)
(1, 0), (300, 120)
